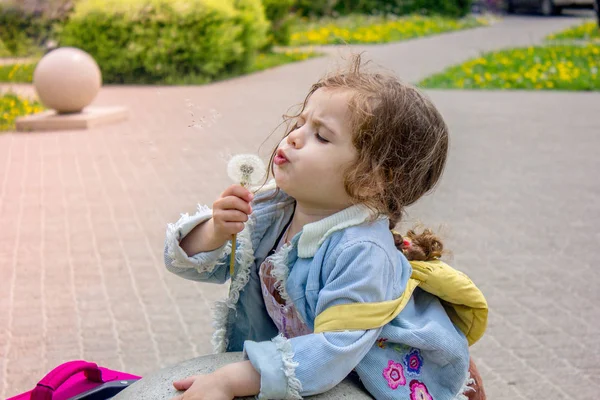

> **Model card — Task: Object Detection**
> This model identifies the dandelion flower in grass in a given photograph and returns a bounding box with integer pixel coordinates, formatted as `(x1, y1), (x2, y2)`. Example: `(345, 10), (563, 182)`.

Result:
(227, 154), (266, 187)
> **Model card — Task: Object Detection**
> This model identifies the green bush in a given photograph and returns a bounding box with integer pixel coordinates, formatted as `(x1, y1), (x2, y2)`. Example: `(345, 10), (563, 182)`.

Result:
(58, 0), (269, 84)
(0, 40), (11, 57)
(0, 4), (55, 56)
(293, 0), (473, 18)
(0, 50), (321, 85)
(262, 0), (295, 47)
(292, 0), (338, 17)
(334, 0), (398, 15)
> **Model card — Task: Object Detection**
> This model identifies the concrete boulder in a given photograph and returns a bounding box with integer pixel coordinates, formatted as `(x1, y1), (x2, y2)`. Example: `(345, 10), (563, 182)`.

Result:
(114, 352), (373, 399)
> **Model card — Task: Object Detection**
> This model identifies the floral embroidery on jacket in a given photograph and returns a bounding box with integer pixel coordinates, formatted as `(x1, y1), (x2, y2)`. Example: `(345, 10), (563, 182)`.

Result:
(404, 348), (424, 375)
(409, 380), (433, 400)
(382, 360), (406, 389)
(376, 338), (388, 349)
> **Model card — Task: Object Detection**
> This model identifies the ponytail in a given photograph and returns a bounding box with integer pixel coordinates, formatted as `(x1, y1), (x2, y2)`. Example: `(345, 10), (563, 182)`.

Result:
(390, 222), (444, 262)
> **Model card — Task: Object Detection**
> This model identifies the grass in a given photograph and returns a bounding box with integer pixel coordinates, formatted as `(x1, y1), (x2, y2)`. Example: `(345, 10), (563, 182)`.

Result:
(290, 14), (490, 46)
(0, 62), (36, 83)
(419, 44), (600, 91)
(0, 91), (45, 131)
(247, 48), (318, 73)
(0, 50), (318, 84)
(546, 21), (600, 42)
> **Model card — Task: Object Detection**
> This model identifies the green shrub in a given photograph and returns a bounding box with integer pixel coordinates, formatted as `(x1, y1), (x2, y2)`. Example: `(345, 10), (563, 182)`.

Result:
(0, 40), (11, 57)
(292, 0), (338, 17)
(334, 0), (398, 15)
(58, 0), (269, 84)
(403, 0), (473, 17)
(293, 0), (473, 18)
(0, 4), (55, 56)
(0, 51), (321, 85)
(263, 0), (295, 47)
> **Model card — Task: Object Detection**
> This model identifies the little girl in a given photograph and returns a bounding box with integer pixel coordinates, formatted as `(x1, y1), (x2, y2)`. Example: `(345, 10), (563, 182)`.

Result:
(164, 55), (487, 400)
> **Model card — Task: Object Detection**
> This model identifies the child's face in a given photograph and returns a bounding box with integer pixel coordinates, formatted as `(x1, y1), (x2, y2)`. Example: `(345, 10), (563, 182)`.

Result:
(274, 88), (357, 211)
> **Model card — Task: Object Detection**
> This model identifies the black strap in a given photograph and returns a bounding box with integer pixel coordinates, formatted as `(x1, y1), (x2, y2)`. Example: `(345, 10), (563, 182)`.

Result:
(268, 203), (295, 255)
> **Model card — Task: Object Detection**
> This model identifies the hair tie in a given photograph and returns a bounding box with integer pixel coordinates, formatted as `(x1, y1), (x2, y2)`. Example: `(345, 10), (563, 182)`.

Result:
(391, 230), (411, 250)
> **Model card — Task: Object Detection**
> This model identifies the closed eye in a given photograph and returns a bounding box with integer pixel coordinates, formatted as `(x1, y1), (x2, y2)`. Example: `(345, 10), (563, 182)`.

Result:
(315, 132), (329, 143)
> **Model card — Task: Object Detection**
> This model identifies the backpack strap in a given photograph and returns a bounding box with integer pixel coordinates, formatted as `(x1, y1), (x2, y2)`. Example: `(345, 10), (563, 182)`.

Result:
(313, 260), (488, 346)
(314, 278), (420, 334)
(411, 260), (488, 345)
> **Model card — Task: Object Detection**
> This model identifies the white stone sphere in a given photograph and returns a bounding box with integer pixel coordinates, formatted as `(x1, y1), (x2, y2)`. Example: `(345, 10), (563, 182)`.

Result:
(33, 47), (102, 114)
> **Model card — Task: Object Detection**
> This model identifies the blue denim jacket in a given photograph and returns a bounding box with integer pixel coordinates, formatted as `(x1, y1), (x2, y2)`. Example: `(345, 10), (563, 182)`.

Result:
(165, 184), (471, 400)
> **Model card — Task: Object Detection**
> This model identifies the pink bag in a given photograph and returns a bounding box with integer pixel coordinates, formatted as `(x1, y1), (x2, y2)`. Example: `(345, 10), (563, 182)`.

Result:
(7, 360), (140, 400)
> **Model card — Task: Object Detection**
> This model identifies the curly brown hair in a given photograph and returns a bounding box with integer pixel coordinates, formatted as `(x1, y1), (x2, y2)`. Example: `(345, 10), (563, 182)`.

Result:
(265, 54), (449, 259)
(390, 225), (444, 262)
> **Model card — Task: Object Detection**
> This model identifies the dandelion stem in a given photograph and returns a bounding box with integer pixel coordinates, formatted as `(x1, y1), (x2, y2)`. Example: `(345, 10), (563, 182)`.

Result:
(230, 234), (237, 277)
(226, 155), (266, 280)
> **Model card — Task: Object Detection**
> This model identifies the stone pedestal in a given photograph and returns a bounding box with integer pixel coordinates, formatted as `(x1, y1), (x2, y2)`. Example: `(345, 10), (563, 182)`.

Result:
(15, 47), (128, 131)
(16, 106), (128, 131)
(113, 352), (373, 400)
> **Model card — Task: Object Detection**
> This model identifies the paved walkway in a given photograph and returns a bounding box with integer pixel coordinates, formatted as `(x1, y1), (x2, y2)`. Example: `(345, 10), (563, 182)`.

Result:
(1, 14), (599, 399)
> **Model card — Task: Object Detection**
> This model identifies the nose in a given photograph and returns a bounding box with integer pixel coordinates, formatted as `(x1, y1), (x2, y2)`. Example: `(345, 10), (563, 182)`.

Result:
(286, 126), (304, 148)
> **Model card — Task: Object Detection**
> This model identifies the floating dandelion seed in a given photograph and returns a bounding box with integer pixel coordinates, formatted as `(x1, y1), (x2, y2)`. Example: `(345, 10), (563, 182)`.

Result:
(186, 101), (221, 130)
(210, 109), (221, 121)
(227, 154), (266, 277)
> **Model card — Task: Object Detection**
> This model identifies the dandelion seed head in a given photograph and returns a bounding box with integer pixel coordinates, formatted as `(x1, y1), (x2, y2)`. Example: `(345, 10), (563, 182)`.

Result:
(227, 154), (266, 187)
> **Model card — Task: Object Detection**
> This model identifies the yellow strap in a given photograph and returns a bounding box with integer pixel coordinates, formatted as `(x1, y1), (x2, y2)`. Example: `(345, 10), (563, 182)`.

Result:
(313, 260), (488, 346)
(314, 278), (421, 333)
(411, 260), (487, 346)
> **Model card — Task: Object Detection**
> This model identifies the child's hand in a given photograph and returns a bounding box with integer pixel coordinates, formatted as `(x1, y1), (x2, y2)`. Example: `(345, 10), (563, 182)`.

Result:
(171, 361), (260, 400)
(179, 184), (254, 255)
(212, 184), (254, 241)
(171, 373), (233, 400)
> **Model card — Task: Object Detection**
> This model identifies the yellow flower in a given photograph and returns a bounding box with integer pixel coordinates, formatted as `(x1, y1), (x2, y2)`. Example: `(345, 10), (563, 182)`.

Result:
(291, 15), (487, 46)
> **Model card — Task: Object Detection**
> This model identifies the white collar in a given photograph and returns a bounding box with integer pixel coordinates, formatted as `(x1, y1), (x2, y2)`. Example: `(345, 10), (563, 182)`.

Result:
(254, 180), (378, 258)
(297, 204), (375, 258)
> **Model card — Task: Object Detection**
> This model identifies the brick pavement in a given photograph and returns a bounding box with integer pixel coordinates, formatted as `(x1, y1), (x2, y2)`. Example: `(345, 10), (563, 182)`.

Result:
(1, 14), (599, 399)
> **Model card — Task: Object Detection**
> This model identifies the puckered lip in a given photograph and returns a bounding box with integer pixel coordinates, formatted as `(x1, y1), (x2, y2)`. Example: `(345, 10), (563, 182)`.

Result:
(276, 148), (289, 162)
